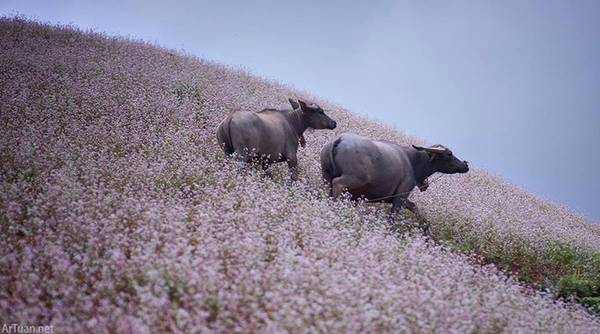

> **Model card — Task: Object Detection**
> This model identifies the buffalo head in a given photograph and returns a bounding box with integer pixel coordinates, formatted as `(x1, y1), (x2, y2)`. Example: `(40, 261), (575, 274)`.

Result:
(412, 144), (469, 174)
(295, 99), (337, 130)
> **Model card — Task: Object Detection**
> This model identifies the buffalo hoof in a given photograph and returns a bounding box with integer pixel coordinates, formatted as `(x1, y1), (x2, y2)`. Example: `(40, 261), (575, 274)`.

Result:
(417, 217), (431, 236)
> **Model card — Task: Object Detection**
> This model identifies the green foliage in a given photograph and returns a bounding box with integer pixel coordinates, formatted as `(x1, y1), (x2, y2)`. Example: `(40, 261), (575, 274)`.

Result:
(432, 228), (600, 313)
(543, 242), (600, 312)
(592, 253), (600, 281)
(545, 240), (579, 271)
(581, 297), (600, 313)
(557, 275), (595, 299)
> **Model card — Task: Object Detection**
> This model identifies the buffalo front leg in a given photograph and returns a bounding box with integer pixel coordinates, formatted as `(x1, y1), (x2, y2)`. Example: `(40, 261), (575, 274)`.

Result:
(388, 180), (416, 223)
(403, 199), (430, 235)
(386, 195), (409, 233)
(417, 178), (429, 192)
(287, 158), (299, 181)
(390, 195), (408, 219)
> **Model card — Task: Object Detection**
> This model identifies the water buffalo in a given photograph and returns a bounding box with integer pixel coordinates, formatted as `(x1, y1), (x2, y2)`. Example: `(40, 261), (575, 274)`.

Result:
(217, 99), (337, 180)
(320, 133), (469, 215)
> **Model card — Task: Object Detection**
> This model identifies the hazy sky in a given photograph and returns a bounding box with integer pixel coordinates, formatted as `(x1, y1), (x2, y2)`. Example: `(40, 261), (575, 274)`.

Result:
(2, 1), (599, 220)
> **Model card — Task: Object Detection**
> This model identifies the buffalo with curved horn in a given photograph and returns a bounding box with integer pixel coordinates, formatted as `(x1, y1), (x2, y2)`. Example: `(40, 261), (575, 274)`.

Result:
(320, 133), (469, 216)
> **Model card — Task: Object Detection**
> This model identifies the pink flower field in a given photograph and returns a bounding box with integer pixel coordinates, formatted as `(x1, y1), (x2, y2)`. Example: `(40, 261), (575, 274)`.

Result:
(1, 18), (600, 333)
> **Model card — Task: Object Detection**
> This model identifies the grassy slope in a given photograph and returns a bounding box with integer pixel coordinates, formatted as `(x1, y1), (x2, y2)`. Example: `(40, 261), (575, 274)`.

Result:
(1, 18), (599, 333)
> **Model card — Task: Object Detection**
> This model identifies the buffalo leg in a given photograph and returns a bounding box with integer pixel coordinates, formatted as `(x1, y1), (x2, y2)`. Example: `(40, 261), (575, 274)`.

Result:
(389, 179), (414, 214)
(331, 175), (365, 199)
(389, 195), (424, 230)
(287, 159), (299, 181)
(321, 171), (334, 197)
(332, 178), (345, 198)
(403, 199), (430, 235)
(390, 196), (407, 219)
(387, 196), (409, 233)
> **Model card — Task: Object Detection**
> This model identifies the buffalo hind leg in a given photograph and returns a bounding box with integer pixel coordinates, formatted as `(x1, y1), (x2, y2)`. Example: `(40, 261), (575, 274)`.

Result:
(321, 170), (334, 197)
(331, 175), (365, 199)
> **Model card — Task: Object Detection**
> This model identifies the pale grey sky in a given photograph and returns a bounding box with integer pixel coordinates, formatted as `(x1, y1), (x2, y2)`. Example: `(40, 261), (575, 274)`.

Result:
(2, 0), (599, 220)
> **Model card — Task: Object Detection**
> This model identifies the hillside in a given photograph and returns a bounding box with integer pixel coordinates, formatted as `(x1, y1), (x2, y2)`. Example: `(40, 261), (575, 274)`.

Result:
(1, 18), (600, 333)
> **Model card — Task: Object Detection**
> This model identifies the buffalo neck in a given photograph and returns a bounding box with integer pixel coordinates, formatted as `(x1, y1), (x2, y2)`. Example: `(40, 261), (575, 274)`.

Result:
(285, 109), (309, 139)
(411, 150), (436, 184)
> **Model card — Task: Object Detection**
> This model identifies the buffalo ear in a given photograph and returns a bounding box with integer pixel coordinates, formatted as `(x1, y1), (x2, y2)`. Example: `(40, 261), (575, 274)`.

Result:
(298, 99), (309, 111)
(288, 98), (300, 110)
(413, 145), (437, 161)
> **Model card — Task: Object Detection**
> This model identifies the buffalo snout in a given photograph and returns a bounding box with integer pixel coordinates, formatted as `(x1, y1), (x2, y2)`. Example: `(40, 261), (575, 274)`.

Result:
(328, 121), (337, 129)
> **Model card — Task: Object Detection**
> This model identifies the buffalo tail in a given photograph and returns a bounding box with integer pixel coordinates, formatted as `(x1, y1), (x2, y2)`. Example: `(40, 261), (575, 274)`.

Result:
(217, 115), (234, 155)
(321, 137), (342, 184)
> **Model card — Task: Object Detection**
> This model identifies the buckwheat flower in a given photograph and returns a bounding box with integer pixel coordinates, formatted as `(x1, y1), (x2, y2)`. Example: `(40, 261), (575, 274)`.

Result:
(1, 17), (599, 333)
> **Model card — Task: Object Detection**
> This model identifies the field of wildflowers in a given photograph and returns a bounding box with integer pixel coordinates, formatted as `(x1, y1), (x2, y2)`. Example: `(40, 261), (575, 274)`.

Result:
(1, 18), (600, 333)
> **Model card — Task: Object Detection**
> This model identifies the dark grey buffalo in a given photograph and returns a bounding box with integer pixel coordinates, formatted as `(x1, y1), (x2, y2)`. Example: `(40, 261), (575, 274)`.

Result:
(217, 99), (337, 180)
(320, 133), (469, 215)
